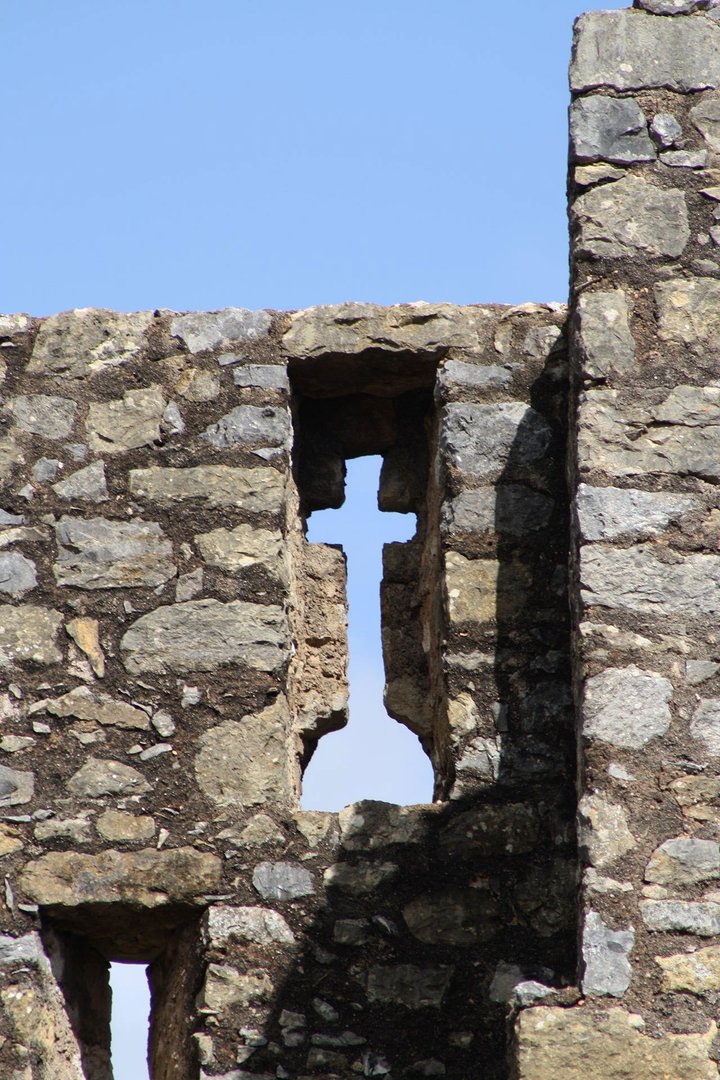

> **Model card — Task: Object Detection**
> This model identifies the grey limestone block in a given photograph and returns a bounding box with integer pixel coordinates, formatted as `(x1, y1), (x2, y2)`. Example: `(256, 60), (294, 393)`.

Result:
(129, 464), (286, 513)
(645, 837), (720, 885)
(570, 96), (655, 164)
(120, 599), (289, 675)
(690, 93), (720, 149)
(27, 308), (153, 378)
(443, 486), (554, 537)
(571, 10), (720, 93)
(581, 544), (720, 617)
(640, 899), (720, 935)
(10, 395), (77, 440)
(200, 404), (291, 450)
(582, 911), (634, 997)
(170, 307), (272, 353)
(440, 402), (552, 483)
(575, 290), (635, 379)
(690, 698), (720, 754)
(651, 112), (683, 147)
(364, 964), (454, 1009)
(636, 0), (719, 13)
(659, 149), (708, 167)
(53, 516), (175, 590)
(52, 461), (108, 503)
(0, 552), (37, 598)
(573, 175), (689, 258)
(576, 484), (698, 542)
(252, 861), (315, 901)
(583, 665), (672, 748)
(0, 605), (63, 667)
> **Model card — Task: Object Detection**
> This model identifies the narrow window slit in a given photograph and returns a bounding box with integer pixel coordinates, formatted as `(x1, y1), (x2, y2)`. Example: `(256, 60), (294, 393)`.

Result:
(110, 962), (151, 1080)
(300, 455), (434, 810)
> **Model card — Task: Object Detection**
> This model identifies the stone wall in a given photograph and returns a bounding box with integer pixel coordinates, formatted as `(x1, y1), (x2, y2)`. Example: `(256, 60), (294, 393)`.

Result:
(4, 2), (720, 1078)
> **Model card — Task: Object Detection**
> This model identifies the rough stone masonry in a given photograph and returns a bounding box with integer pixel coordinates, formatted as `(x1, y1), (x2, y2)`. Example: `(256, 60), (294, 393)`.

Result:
(3, 2), (720, 1078)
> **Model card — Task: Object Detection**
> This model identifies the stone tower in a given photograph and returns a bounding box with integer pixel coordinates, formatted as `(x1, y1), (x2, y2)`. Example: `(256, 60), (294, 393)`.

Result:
(3, 2), (720, 1077)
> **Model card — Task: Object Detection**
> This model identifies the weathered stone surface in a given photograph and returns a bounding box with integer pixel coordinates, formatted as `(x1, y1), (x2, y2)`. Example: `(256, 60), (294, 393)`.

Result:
(651, 112), (683, 147)
(691, 93), (720, 152)
(578, 794), (636, 868)
(364, 965), (454, 1009)
(232, 363), (289, 389)
(576, 290), (635, 379)
(19, 848), (221, 906)
(577, 383), (720, 482)
(574, 176), (689, 258)
(121, 599), (288, 674)
(339, 801), (425, 850)
(293, 811), (339, 849)
(0, 605), (63, 666)
(129, 464), (285, 512)
(437, 359), (517, 393)
(582, 912), (634, 997)
(252, 861), (314, 901)
(583, 666), (672, 748)
(283, 302), (490, 357)
(324, 861), (398, 896)
(581, 545), (720, 617)
(170, 308), (271, 353)
(28, 308), (152, 378)
(65, 616), (105, 676)
(54, 516), (175, 589)
(660, 148), (708, 168)
(53, 460), (108, 503)
(200, 405), (291, 450)
(67, 757), (150, 798)
(641, 899), (720, 935)
(570, 96), (655, 165)
(86, 386), (166, 455)
(442, 486), (554, 537)
(657, 945), (720, 995)
(96, 810), (155, 842)
(199, 964), (273, 1013)
(444, 552), (530, 625)
(514, 1007), (718, 1080)
(0, 553), (37, 597)
(576, 485), (698, 542)
(691, 699), (720, 755)
(403, 889), (500, 945)
(10, 394), (77, 439)
(646, 837), (720, 885)
(0, 765), (34, 807)
(204, 906), (294, 947)
(195, 697), (292, 807)
(175, 367), (221, 401)
(571, 10), (720, 93)
(440, 403), (552, 483)
(45, 686), (150, 730)
(639, 0), (714, 11)
(175, 567), (203, 601)
(34, 817), (92, 844)
(656, 277), (720, 347)
(575, 164), (625, 187)
(195, 523), (285, 577)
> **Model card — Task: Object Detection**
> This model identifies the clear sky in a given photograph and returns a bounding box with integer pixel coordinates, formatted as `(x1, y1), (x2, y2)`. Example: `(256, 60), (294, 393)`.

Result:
(5, 1), (628, 1076)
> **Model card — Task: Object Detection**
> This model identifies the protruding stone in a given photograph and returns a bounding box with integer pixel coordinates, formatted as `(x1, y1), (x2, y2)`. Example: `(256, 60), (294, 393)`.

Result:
(200, 405), (291, 450)
(86, 386), (166, 455)
(45, 686), (150, 730)
(571, 10), (720, 93)
(252, 861), (314, 901)
(645, 837), (720, 885)
(581, 912), (634, 997)
(576, 485), (698, 542)
(578, 794), (636, 868)
(204, 906), (295, 947)
(53, 461), (108, 503)
(170, 308), (272, 353)
(198, 964), (273, 1013)
(514, 1007), (718, 1080)
(96, 811), (155, 842)
(656, 945), (720, 995)
(10, 394), (77, 440)
(338, 802), (425, 850)
(574, 175), (689, 258)
(195, 698), (292, 808)
(583, 666), (672, 748)
(121, 599), (288, 675)
(65, 617), (105, 677)
(67, 758), (150, 798)
(640, 899), (720, 935)
(129, 465), (285, 513)
(0, 765), (34, 807)
(19, 847), (221, 906)
(0, 605), (63, 667)
(691, 94), (720, 150)
(28, 308), (153, 378)
(195, 523), (285, 578)
(0, 553), (37, 598)
(54, 516), (175, 589)
(651, 112), (683, 147)
(570, 96), (655, 165)
(576, 290), (635, 379)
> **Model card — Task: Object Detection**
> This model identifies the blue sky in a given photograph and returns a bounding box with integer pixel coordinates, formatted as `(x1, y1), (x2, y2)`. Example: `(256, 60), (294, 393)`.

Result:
(5, 1), (628, 1076)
